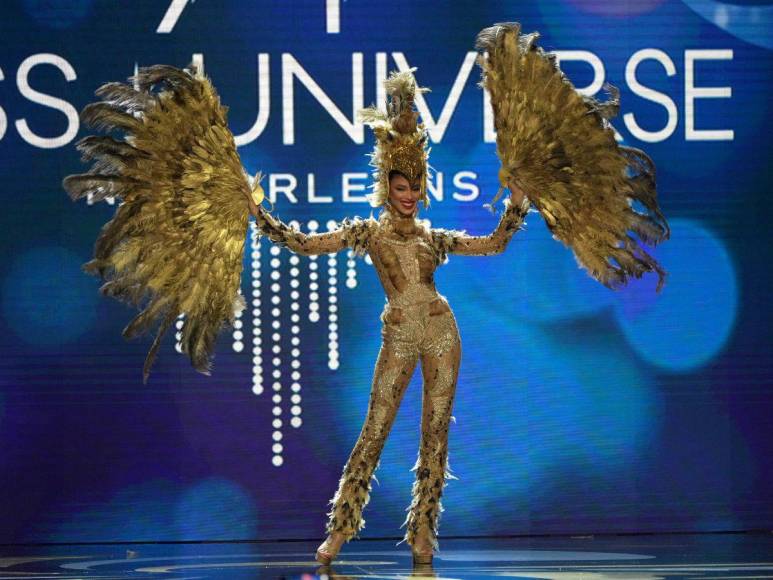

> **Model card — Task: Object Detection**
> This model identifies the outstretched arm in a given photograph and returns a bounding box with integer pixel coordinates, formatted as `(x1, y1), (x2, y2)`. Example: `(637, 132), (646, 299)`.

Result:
(431, 195), (531, 260)
(245, 193), (371, 257)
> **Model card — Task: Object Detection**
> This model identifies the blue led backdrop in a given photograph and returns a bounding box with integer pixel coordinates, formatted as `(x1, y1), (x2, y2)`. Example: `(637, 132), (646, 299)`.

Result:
(0, 0), (771, 542)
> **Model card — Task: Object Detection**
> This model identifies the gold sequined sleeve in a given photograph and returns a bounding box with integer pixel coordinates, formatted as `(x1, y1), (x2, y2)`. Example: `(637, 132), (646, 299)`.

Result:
(249, 202), (373, 257)
(430, 197), (530, 262)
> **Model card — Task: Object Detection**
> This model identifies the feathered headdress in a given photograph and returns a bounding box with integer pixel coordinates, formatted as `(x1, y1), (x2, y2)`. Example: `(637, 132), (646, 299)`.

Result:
(359, 68), (431, 208)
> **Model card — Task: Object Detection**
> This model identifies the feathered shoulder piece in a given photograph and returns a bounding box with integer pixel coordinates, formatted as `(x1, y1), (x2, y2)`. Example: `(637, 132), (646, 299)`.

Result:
(358, 68), (432, 208)
(62, 63), (254, 382)
(475, 22), (670, 291)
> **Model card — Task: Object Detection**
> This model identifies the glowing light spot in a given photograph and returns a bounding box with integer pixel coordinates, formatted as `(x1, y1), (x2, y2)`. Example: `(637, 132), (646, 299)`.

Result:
(613, 219), (738, 372)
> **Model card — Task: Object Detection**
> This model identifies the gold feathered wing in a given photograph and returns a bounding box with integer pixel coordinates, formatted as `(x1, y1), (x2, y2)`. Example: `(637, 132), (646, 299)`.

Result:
(62, 64), (253, 383)
(476, 22), (670, 291)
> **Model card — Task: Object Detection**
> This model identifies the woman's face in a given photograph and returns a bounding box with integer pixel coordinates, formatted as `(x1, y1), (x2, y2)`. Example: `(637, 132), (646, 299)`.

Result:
(388, 173), (421, 216)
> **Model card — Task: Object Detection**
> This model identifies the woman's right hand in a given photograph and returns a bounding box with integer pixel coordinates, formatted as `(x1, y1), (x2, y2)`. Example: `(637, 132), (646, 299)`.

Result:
(508, 180), (527, 206)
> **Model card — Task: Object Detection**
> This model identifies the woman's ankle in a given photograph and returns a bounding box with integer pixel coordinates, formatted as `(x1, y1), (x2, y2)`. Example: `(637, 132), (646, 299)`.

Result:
(412, 530), (435, 552)
(325, 531), (347, 545)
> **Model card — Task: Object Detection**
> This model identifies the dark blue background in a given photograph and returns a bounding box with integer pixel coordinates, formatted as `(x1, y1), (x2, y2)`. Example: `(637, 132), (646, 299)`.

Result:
(1, 0), (771, 542)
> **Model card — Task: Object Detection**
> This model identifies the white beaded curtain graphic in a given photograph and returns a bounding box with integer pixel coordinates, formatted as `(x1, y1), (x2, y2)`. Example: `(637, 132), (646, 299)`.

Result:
(327, 220), (340, 371)
(249, 222), (263, 398)
(231, 291), (245, 353)
(306, 220), (322, 324)
(174, 314), (185, 354)
(175, 217), (366, 466)
(269, 242), (285, 467)
(234, 216), (366, 466)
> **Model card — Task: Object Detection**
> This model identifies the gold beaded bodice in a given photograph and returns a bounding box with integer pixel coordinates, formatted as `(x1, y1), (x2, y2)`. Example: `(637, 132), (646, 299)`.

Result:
(370, 209), (442, 309)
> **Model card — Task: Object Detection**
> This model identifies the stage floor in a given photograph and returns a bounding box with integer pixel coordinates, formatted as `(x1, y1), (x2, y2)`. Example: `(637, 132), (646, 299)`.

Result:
(0, 532), (770, 578)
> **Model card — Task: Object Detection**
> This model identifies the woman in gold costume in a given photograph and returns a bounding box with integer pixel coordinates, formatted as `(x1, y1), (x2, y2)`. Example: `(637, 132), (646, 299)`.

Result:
(62, 21), (669, 572)
(242, 67), (531, 565)
(243, 86), (532, 562)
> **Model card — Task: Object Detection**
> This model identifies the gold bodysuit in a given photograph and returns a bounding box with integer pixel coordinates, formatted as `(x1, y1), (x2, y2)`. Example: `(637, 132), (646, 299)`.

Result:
(252, 196), (530, 550)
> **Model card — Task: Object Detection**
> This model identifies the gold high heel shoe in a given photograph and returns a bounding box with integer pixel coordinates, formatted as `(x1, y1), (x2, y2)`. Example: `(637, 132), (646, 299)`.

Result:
(315, 532), (346, 565)
(411, 532), (434, 566)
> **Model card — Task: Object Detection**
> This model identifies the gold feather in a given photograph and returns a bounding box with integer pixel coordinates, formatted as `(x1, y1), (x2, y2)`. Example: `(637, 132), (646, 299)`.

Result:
(63, 63), (251, 383)
(475, 22), (670, 291)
